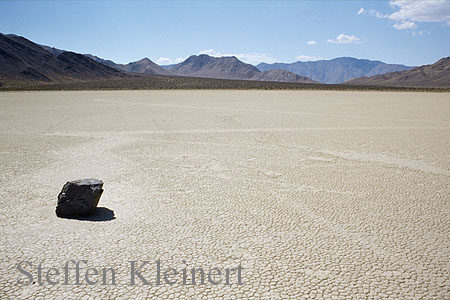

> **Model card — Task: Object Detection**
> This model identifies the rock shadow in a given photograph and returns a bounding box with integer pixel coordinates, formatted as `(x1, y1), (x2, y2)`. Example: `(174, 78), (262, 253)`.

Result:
(58, 207), (115, 222)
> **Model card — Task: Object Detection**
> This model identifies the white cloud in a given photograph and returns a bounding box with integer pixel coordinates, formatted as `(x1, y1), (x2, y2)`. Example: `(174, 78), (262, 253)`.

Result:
(198, 49), (277, 65)
(156, 57), (172, 65)
(199, 49), (217, 56)
(393, 20), (417, 30)
(156, 49), (277, 66)
(199, 49), (223, 57)
(389, 0), (450, 25)
(295, 55), (323, 61)
(156, 57), (185, 65)
(306, 40), (318, 46)
(370, 9), (388, 19)
(174, 57), (185, 64)
(326, 34), (361, 44)
(358, 8), (388, 18)
(359, 0), (450, 31)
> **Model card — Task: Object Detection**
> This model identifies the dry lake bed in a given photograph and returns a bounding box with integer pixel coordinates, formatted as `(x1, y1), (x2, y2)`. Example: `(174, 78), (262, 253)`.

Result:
(0, 90), (449, 299)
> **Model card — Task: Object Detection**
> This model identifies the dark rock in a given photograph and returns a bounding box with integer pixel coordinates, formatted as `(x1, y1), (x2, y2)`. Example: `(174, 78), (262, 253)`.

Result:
(56, 179), (104, 218)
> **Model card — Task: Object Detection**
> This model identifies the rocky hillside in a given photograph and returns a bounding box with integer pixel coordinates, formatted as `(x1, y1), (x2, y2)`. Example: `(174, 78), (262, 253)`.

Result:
(0, 33), (128, 86)
(346, 57), (450, 87)
(252, 69), (316, 83)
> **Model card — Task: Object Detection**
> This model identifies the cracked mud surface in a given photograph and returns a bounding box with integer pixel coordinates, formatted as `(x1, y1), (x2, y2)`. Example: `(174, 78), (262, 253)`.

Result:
(0, 90), (449, 299)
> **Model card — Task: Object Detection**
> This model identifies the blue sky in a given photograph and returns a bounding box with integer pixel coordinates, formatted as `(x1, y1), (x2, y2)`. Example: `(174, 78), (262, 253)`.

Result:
(1, 0), (449, 66)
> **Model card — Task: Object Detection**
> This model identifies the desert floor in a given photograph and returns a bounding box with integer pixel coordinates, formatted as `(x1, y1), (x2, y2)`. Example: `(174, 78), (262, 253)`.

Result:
(0, 90), (449, 300)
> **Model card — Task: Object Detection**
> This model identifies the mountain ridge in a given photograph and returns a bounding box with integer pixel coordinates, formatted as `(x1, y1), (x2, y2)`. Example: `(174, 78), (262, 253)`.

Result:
(257, 57), (414, 84)
(169, 54), (261, 79)
(345, 57), (450, 87)
(168, 54), (317, 83)
(0, 33), (128, 86)
(114, 57), (171, 75)
(38, 43), (312, 83)
(1, 32), (448, 88)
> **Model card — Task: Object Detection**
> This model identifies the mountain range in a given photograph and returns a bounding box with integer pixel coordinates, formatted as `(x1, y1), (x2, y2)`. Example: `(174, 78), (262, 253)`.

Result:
(346, 57), (450, 87)
(166, 54), (316, 83)
(37, 43), (316, 83)
(39, 45), (170, 75)
(114, 58), (171, 75)
(257, 57), (414, 84)
(0, 33), (128, 86)
(1, 32), (449, 89)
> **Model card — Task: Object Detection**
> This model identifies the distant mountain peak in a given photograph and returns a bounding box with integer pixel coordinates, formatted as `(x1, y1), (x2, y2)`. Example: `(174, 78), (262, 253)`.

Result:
(116, 57), (171, 75)
(168, 54), (315, 83)
(435, 57), (450, 66)
(182, 54), (216, 67)
(257, 57), (414, 84)
(136, 57), (152, 63)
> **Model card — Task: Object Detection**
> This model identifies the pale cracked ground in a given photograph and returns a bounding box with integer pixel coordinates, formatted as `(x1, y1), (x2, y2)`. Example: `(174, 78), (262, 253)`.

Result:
(0, 90), (449, 300)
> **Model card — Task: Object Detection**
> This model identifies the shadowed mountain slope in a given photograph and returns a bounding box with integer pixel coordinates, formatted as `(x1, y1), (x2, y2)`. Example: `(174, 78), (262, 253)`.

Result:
(39, 44), (165, 74)
(252, 69), (316, 83)
(39, 44), (122, 70)
(346, 57), (450, 87)
(0, 33), (128, 85)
